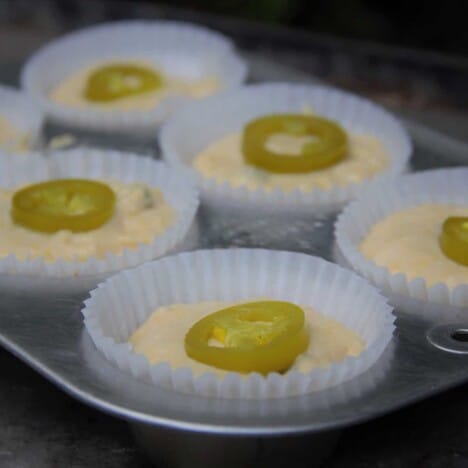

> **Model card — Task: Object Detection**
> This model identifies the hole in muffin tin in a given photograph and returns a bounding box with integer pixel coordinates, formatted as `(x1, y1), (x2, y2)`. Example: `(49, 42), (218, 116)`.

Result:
(451, 329), (468, 342)
(427, 324), (468, 354)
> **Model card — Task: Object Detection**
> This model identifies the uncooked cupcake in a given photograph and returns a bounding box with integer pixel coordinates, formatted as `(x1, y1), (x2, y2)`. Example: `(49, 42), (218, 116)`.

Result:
(82, 249), (395, 399)
(335, 167), (468, 311)
(0, 85), (43, 154)
(129, 300), (365, 378)
(1, 179), (175, 263)
(161, 83), (411, 209)
(48, 58), (219, 112)
(21, 20), (247, 133)
(360, 204), (468, 290)
(0, 148), (198, 277)
(0, 115), (30, 153)
(192, 116), (388, 193)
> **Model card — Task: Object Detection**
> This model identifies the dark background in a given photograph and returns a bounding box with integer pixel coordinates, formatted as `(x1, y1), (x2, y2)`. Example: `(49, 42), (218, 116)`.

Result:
(155, 0), (468, 56)
(3, 0), (468, 56)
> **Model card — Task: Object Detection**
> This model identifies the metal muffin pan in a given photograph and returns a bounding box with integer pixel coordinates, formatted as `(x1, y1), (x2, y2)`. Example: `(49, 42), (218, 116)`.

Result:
(1, 61), (468, 468)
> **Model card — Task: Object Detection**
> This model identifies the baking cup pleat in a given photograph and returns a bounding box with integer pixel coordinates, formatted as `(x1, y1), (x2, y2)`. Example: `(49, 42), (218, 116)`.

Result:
(0, 148), (198, 279)
(335, 167), (468, 315)
(0, 85), (43, 155)
(160, 82), (412, 210)
(20, 20), (247, 134)
(82, 248), (394, 399)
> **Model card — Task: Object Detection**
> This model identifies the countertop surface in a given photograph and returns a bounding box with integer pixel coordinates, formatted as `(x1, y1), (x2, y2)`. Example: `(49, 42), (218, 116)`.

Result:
(1, 1), (468, 467)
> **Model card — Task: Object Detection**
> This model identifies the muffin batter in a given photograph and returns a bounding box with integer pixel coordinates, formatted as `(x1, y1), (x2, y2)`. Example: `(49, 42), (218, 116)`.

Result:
(0, 115), (29, 153)
(193, 131), (388, 192)
(0, 180), (175, 262)
(129, 301), (364, 377)
(49, 59), (219, 111)
(360, 204), (468, 289)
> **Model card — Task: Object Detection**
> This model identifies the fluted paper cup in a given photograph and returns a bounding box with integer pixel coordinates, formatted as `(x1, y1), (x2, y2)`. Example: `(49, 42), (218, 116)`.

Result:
(160, 82), (411, 211)
(0, 148), (199, 280)
(335, 167), (468, 316)
(20, 20), (247, 134)
(0, 84), (43, 154)
(82, 248), (395, 399)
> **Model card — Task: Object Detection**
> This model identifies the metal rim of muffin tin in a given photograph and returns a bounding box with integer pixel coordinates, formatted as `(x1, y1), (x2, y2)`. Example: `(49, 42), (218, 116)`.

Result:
(1, 54), (468, 466)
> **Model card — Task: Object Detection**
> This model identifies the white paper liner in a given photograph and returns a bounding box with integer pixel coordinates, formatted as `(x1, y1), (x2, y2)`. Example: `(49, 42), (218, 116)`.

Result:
(160, 82), (412, 211)
(0, 148), (199, 279)
(20, 20), (248, 134)
(335, 167), (468, 315)
(0, 84), (44, 154)
(82, 248), (395, 399)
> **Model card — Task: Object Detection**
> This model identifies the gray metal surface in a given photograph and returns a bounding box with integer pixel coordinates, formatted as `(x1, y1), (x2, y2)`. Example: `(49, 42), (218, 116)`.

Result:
(0, 124), (468, 441)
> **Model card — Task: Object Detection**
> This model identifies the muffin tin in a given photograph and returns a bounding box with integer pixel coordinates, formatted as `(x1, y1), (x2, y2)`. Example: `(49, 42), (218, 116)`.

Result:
(1, 57), (468, 467)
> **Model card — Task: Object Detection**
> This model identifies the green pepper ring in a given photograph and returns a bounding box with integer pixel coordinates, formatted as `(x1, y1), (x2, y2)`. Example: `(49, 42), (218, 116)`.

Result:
(242, 114), (348, 173)
(439, 216), (468, 266)
(184, 301), (309, 375)
(11, 179), (116, 233)
(84, 64), (163, 102)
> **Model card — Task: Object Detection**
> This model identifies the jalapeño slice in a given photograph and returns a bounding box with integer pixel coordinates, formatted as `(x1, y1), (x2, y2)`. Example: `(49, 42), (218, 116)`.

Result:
(11, 179), (116, 233)
(84, 63), (163, 102)
(184, 300), (309, 374)
(242, 114), (348, 173)
(439, 216), (468, 266)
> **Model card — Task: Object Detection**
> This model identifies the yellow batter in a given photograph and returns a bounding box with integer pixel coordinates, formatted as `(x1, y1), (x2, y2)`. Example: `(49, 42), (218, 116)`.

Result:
(0, 180), (175, 262)
(193, 131), (388, 192)
(129, 301), (364, 377)
(0, 115), (29, 153)
(360, 204), (468, 289)
(49, 59), (218, 111)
